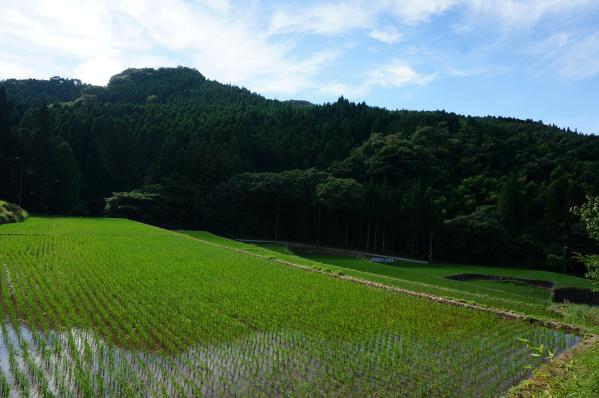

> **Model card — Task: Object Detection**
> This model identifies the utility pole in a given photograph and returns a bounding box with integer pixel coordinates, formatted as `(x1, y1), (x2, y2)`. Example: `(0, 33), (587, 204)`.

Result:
(16, 156), (23, 207)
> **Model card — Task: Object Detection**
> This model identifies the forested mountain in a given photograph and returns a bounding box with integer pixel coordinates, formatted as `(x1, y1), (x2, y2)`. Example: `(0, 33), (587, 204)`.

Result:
(1, 66), (598, 269)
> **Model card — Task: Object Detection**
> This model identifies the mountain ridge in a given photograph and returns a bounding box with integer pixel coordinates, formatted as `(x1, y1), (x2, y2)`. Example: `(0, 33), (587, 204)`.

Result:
(2, 66), (581, 133)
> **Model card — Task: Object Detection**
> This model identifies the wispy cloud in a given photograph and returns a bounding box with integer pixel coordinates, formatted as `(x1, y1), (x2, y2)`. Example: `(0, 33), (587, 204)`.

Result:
(320, 82), (370, 98)
(196, 0), (232, 13)
(0, 58), (38, 80)
(269, 2), (376, 35)
(530, 31), (599, 79)
(368, 27), (404, 45)
(321, 58), (435, 98)
(445, 64), (512, 77)
(386, 0), (459, 24)
(0, 0), (336, 93)
(268, 0), (457, 36)
(269, 0), (599, 37)
(369, 59), (436, 86)
(465, 0), (598, 27)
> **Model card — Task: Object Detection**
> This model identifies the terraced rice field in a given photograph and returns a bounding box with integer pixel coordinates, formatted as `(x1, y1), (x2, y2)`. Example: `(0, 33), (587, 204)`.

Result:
(0, 218), (581, 397)
(236, 241), (594, 324)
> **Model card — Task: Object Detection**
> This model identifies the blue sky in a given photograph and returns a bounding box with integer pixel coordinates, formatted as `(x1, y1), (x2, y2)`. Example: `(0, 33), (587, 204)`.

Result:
(2, 1), (599, 134)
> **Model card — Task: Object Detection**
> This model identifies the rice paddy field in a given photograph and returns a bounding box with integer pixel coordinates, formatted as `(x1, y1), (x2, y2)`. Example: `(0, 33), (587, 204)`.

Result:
(0, 218), (587, 397)
(233, 240), (597, 328)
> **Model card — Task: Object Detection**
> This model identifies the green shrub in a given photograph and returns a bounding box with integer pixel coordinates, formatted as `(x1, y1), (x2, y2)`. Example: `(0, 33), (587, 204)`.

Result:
(0, 201), (28, 225)
(440, 208), (513, 265)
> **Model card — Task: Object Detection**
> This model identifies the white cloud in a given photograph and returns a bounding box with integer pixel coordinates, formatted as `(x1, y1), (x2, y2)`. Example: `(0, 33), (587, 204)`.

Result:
(2, 0), (598, 98)
(529, 32), (572, 58)
(269, 2), (376, 35)
(369, 59), (435, 87)
(195, 46), (339, 94)
(466, 0), (598, 27)
(320, 82), (370, 98)
(2, 1), (116, 59)
(320, 58), (434, 99)
(196, 0), (231, 13)
(530, 31), (599, 79)
(368, 27), (404, 44)
(269, 0), (456, 36)
(0, 0), (336, 93)
(0, 59), (33, 80)
(445, 64), (512, 77)
(553, 34), (599, 79)
(269, 0), (599, 37)
(74, 57), (123, 86)
(386, 0), (459, 24)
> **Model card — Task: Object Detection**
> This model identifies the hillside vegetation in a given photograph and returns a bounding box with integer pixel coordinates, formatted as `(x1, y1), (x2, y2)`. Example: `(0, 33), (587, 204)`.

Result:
(1, 67), (599, 267)
(0, 200), (27, 224)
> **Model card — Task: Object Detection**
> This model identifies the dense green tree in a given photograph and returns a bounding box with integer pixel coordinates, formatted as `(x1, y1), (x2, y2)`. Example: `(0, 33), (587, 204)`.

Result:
(497, 175), (527, 232)
(364, 181), (400, 252)
(544, 177), (571, 239)
(105, 175), (202, 228)
(316, 177), (365, 246)
(0, 86), (17, 201)
(8, 105), (81, 214)
(243, 173), (286, 240)
(0, 87), (10, 136)
(573, 196), (599, 289)
(441, 208), (513, 265)
(45, 141), (80, 213)
(405, 179), (438, 257)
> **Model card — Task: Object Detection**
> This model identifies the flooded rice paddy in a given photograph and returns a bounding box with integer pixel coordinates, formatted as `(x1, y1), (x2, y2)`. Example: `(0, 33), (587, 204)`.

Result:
(0, 321), (579, 397)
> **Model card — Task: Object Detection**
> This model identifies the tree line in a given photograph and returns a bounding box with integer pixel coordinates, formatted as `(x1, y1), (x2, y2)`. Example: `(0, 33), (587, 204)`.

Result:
(1, 67), (599, 270)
